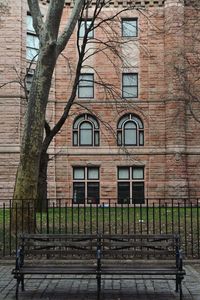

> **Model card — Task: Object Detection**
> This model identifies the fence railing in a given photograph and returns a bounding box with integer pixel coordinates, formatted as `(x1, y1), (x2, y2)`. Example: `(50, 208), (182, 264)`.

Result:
(0, 198), (200, 258)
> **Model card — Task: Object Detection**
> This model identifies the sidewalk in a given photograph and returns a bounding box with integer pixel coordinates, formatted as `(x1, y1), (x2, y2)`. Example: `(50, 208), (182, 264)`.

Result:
(0, 263), (200, 299)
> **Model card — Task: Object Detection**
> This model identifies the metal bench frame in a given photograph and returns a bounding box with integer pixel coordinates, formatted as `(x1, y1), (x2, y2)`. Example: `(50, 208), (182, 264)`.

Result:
(12, 233), (185, 300)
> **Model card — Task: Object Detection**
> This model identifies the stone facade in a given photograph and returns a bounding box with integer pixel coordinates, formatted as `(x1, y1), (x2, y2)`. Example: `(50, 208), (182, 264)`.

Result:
(0, 0), (200, 203)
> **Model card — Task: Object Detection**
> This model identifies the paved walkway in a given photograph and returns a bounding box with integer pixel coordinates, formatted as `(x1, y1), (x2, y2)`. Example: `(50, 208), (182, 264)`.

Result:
(0, 263), (200, 299)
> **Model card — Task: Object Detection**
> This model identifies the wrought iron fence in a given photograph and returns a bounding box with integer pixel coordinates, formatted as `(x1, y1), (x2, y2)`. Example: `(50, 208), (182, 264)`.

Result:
(0, 198), (199, 258)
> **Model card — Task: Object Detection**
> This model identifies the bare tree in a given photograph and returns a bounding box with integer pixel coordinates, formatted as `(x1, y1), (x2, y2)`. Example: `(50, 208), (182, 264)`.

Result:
(12, 0), (85, 232)
(36, 1), (142, 211)
(11, 0), (144, 231)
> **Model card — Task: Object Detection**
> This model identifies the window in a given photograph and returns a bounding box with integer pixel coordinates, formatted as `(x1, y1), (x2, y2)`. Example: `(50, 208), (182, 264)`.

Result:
(118, 166), (144, 204)
(25, 68), (35, 93)
(117, 113), (144, 146)
(73, 114), (99, 146)
(73, 167), (100, 204)
(26, 14), (39, 61)
(79, 19), (94, 38)
(122, 18), (138, 37)
(78, 74), (94, 98)
(122, 73), (138, 98)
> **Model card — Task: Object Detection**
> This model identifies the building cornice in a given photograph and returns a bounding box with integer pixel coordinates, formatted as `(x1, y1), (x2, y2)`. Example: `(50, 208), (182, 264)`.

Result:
(39, 0), (165, 8)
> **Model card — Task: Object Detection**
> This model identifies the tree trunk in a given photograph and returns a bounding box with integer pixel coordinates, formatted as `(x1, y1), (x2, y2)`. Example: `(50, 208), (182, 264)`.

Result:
(37, 152), (49, 212)
(12, 44), (57, 233)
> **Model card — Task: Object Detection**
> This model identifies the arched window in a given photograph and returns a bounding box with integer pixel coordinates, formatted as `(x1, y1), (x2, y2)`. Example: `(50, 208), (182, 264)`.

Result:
(117, 114), (144, 146)
(73, 114), (99, 146)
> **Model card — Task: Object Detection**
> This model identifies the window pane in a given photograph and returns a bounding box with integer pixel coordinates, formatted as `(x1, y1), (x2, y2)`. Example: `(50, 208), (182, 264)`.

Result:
(132, 182), (144, 204)
(122, 19), (137, 37)
(123, 86), (138, 98)
(74, 116), (85, 129)
(80, 126), (93, 145)
(88, 168), (99, 180)
(124, 128), (136, 145)
(118, 182), (130, 204)
(79, 74), (94, 86)
(26, 48), (38, 61)
(27, 34), (39, 49)
(118, 167), (129, 179)
(133, 168), (144, 179)
(73, 131), (78, 145)
(133, 116), (143, 128)
(123, 74), (137, 86)
(27, 15), (35, 32)
(94, 131), (99, 146)
(88, 115), (99, 128)
(73, 183), (85, 204)
(26, 72), (34, 92)
(139, 131), (144, 145)
(79, 20), (93, 38)
(78, 74), (94, 98)
(87, 182), (99, 204)
(118, 115), (129, 128)
(124, 121), (136, 129)
(117, 131), (122, 145)
(79, 86), (93, 98)
(74, 168), (85, 179)
(81, 122), (92, 129)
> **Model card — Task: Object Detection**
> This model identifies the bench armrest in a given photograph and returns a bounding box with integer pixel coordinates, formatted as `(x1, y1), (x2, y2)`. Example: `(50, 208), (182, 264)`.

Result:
(15, 247), (24, 270)
(176, 249), (183, 271)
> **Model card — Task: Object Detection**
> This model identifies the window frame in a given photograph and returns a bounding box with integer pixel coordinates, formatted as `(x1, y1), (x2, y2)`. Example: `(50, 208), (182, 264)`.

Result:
(73, 166), (100, 204)
(26, 14), (39, 61)
(117, 166), (145, 204)
(122, 18), (138, 37)
(79, 19), (94, 38)
(122, 73), (138, 99)
(117, 113), (144, 147)
(78, 73), (94, 99)
(73, 114), (100, 147)
(25, 68), (35, 93)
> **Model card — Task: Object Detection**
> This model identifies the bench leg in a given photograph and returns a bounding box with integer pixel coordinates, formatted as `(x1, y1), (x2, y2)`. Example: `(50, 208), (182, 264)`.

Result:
(16, 276), (20, 299)
(21, 275), (24, 291)
(97, 274), (101, 299)
(175, 275), (178, 292)
(176, 275), (184, 300)
(179, 279), (183, 300)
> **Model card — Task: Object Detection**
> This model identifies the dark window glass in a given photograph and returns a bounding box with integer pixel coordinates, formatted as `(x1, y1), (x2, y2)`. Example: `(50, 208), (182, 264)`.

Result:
(87, 182), (99, 204)
(132, 182), (144, 204)
(118, 182), (130, 204)
(73, 182), (85, 204)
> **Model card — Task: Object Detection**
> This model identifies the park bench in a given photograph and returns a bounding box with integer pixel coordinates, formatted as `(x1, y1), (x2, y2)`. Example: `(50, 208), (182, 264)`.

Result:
(12, 233), (185, 299)
(97, 234), (186, 300)
(12, 234), (99, 299)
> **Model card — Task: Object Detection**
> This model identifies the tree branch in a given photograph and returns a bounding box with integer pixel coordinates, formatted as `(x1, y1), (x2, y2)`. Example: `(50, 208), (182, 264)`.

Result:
(27, 0), (44, 36)
(45, 0), (65, 43)
(56, 0), (85, 56)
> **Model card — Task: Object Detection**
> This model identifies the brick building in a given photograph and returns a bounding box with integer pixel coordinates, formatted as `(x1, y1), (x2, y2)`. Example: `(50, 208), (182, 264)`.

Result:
(0, 0), (200, 204)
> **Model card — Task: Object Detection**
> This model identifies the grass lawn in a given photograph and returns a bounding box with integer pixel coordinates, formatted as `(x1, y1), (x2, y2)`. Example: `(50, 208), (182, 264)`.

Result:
(0, 205), (199, 258)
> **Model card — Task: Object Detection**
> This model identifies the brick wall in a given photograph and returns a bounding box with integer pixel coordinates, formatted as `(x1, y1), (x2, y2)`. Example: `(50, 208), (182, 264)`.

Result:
(0, 0), (200, 202)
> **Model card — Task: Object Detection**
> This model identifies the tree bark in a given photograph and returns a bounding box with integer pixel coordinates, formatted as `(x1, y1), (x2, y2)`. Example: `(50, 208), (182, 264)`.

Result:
(12, 44), (57, 232)
(12, 0), (84, 233)
(37, 151), (49, 212)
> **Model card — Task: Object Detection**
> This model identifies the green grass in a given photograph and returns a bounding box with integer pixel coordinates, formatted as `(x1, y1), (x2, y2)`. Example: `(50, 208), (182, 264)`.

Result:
(0, 206), (199, 258)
